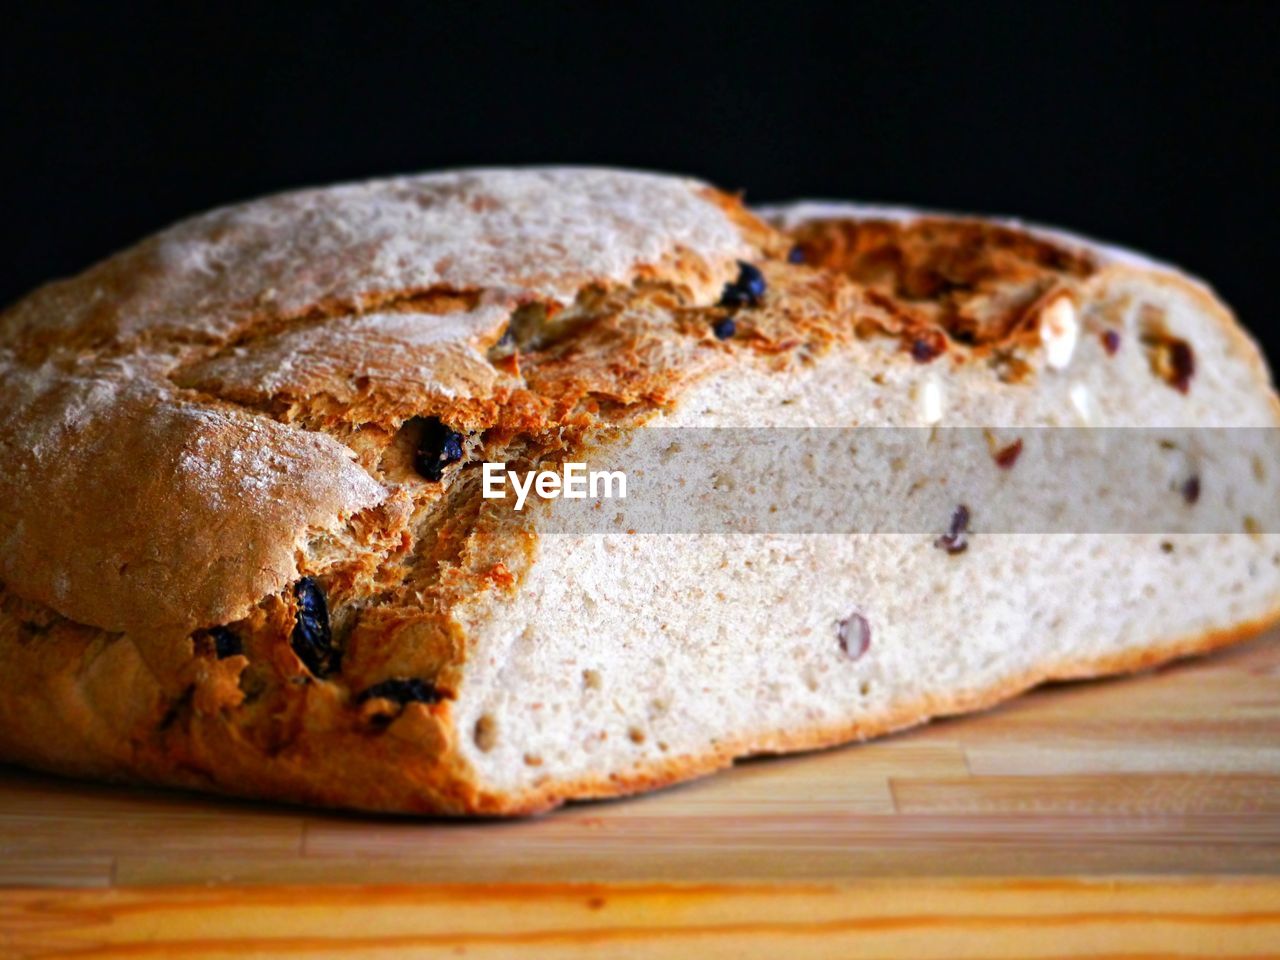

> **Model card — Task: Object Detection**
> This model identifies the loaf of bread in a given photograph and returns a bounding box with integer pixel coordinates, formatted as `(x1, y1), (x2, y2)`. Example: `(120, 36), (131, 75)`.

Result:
(1, 168), (1276, 814)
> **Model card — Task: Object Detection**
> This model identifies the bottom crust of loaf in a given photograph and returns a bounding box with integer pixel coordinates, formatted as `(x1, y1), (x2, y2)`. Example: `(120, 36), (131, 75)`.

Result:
(476, 608), (1280, 815)
(468, 604), (1280, 814)
(3, 601), (1275, 817)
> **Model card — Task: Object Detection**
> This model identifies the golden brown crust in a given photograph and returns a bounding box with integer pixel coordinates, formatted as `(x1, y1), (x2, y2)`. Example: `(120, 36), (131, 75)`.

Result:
(0, 171), (1276, 816)
(0, 367), (398, 638)
(787, 216), (1097, 361)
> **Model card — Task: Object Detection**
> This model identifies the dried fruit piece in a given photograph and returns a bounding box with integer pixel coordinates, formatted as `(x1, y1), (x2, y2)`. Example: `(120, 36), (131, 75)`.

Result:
(1102, 329), (1121, 355)
(711, 317), (736, 340)
(414, 418), (464, 481)
(787, 245), (806, 265)
(356, 677), (442, 705)
(994, 438), (1024, 470)
(1140, 317), (1196, 393)
(291, 578), (338, 677)
(1182, 475), (1201, 505)
(935, 505), (971, 555)
(210, 627), (242, 659)
(911, 335), (945, 363)
(837, 612), (871, 660)
(719, 262), (767, 308)
(1165, 340), (1196, 393)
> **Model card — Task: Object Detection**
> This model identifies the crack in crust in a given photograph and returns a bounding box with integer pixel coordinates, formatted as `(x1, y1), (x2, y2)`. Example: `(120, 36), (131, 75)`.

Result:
(789, 217), (1096, 355)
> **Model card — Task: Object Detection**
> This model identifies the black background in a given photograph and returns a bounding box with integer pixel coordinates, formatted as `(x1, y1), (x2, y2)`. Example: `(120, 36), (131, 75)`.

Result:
(5, 2), (1278, 360)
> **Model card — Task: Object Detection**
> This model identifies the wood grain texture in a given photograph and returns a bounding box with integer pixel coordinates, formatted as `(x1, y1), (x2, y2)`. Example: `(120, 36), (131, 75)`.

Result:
(2, 632), (1279, 957)
(4, 879), (1280, 959)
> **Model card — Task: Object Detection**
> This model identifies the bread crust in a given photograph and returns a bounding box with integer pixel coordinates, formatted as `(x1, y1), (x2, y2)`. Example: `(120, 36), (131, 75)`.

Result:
(1, 172), (1276, 816)
(765, 200), (1279, 419)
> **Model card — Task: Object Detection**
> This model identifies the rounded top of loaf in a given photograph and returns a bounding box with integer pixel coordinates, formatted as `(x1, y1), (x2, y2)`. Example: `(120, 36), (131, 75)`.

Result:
(0, 168), (765, 637)
(758, 201), (1184, 277)
(2, 167), (759, 350)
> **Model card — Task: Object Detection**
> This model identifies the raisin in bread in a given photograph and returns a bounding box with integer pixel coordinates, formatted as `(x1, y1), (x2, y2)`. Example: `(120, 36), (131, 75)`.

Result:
(0, 168), (1276, 814)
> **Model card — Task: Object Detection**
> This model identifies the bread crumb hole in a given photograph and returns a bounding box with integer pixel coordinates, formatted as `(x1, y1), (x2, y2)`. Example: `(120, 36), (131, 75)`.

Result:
(473, 714), (498, 752)
(628, 726), (646, 745)
(582, 668), (603, 691)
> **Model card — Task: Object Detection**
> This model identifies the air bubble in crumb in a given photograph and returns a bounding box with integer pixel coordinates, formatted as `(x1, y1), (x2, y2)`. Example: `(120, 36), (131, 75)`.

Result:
(583, 669), (603, 690)
(473, 714), (497, 752)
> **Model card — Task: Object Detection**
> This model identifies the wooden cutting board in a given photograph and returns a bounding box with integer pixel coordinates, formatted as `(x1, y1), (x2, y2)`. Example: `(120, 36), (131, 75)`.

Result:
(3, 631), (1279, 958)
